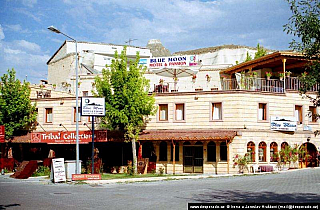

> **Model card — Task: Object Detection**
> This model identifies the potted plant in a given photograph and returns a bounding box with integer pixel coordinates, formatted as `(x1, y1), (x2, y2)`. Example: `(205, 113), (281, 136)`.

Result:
(173, 77), (178, 82)
(279, 73), (285, 80)
(233, 153), (250, 173)
(52, 84), (56, 89)
(159, 79), (164, 84)
(266, 72), (272, 80)
(285, 71), (292, 77)
(252, 71), (258, 78)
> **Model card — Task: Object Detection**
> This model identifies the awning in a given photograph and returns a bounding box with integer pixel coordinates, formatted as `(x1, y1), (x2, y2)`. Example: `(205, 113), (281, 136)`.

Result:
(138, 129), (239, 142)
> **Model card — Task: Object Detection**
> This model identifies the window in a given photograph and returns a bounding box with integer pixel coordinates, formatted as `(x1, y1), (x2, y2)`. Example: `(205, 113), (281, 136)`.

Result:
(295, 105), (303, 124)
(159, 104), (168, 121)
(175, 104), (185, 121)
(308, 106), (317, 123)
(258, 142), (267, 162)
(212, 102), (222, 120)
(74, 107), (81, 122)
(270, 142), (278, 162)
(159, 142), (167, 161)
(220, 142), (227, 161)
(258, 103), (267, 121)
(45, 108), (53, 123)
(281, 142), (288, 150)
(207, 141), (216, 162)
(247, 142), (255, 162)
(83, 91), (88, 96)
(170, 143), (179, 161)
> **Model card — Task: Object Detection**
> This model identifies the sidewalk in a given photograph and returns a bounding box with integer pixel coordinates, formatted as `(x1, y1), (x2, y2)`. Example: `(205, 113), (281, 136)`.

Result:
(1, 167), (316, 185)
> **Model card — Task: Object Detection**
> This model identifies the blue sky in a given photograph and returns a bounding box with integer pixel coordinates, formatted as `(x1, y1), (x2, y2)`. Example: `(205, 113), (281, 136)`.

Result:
(0, 0), (296, 84)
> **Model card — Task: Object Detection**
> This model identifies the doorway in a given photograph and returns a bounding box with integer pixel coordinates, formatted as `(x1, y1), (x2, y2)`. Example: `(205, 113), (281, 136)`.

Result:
(183, 142), (203, 173)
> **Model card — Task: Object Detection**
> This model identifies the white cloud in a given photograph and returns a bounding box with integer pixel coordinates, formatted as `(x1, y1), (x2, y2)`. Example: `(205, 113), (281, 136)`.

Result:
(16, 8), (41, 22)
(5, 24), (30, 33)
(14, 40), (41, 52)
(0, 25), (5, 40)
(22, 0), (37, 8)
(4, 48), (23, 54)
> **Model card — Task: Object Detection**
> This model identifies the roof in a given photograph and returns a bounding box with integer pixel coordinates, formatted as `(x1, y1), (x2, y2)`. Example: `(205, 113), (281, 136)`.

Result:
(47, 40), (150, 65)
(173, 44), (266, 56)
(139, 129), (239, 141)
(221, 51), (308, 74)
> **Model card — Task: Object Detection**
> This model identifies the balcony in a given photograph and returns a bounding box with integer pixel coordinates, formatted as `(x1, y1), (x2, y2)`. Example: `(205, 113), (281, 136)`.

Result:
(151, 77), (319, 94)
(222, 77), (319, 93)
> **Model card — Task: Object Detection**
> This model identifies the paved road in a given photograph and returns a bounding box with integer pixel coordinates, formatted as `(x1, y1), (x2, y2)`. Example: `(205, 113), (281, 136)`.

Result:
(1, 168), (320, 210)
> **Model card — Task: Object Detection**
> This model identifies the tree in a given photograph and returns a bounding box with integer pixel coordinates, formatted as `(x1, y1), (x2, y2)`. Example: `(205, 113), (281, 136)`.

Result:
(244, 51), (252, 62)
(0, 69), (37, 139)
(94, 48), (156, 174)
(284, 0), (320, 134)
(254, 43), (267, 59)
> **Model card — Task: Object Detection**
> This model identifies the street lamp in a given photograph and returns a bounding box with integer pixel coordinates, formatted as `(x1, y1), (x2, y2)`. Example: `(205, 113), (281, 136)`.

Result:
(48, 26), (80, 174)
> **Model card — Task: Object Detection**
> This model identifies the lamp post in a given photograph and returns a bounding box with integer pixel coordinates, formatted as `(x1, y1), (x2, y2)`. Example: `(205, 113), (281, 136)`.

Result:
(48, 26), (80, 174)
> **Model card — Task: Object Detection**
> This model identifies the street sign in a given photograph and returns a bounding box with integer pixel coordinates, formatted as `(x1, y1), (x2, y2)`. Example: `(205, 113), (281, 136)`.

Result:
(81, 97), (105, 116)
(51, 158), (66, 183)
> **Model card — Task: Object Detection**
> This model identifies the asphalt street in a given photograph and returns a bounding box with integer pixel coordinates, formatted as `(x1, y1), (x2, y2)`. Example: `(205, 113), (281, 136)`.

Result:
(0, 168), (320, 210)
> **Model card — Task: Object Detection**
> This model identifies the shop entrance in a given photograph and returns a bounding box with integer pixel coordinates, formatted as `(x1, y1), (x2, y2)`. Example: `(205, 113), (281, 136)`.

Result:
(183, 142), (203, 173)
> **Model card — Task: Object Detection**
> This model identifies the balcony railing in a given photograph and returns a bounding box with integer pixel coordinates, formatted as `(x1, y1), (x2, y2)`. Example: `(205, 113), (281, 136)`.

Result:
(221, 77), (319, 93)
(151, 77), (319, 93)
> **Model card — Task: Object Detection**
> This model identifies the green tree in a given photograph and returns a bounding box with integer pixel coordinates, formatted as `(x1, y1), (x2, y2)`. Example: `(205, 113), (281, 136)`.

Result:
(94, 48), (156, 174)
(0, 69), (37, 139)
(244, 51), (252, 62)
(284, 0), (320, 134)
(254, 43), (267, 59)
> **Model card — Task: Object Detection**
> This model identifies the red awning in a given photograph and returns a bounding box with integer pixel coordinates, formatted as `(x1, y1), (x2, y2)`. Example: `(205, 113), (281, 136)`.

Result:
(138, 129), (238, 142)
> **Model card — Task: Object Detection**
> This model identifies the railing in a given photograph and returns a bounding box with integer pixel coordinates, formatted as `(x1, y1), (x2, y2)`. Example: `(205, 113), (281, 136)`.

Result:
(222, 77), (319, 93)
(151, 77), (319, 93)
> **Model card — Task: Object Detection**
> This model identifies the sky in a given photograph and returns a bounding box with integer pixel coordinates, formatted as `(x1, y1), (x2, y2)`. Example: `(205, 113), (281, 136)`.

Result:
(0, 0), (296, 84)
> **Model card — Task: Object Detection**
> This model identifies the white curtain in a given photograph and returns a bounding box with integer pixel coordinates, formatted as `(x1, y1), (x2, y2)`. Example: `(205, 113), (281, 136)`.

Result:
(212, 103), (221, 120)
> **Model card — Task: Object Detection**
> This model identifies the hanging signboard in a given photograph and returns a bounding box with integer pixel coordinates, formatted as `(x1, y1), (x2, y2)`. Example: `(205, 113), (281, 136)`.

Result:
(139, 55), (199, 68)
(81, 97), (105, 116)
(31, 130), (107, 144)
(51, 158), (66, 183)
(0, 125), (5, 143)
(270, 116), (297, 132)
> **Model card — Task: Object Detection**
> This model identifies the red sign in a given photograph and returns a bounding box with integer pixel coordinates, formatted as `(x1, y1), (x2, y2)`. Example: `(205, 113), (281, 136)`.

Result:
(31, 130), (107, 144)
(0, 125), (4, 143)
(72, 174), (101, 181)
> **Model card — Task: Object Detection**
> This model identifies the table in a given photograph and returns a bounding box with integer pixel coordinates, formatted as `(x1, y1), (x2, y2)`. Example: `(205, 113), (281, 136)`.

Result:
(259, 165), (274, 172)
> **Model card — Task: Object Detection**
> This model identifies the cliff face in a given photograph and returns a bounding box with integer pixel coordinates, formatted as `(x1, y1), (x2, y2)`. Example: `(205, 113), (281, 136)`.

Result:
(146, 39), (171, 57)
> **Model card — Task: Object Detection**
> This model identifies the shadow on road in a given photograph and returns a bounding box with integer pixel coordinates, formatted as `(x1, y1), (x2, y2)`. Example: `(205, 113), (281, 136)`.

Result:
(0, 204), (21, 209)
(190, 190), (320, 203)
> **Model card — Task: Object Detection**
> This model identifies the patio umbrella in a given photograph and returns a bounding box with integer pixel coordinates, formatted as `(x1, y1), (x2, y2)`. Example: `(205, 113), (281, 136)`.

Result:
(152, 67), (199, 91)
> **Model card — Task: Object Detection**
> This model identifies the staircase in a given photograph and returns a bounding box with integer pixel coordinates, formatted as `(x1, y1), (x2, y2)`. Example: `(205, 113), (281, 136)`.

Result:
(10, 161), (38, 179)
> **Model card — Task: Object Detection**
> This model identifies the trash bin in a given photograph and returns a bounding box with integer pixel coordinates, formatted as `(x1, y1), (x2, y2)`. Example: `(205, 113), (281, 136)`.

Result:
(64, 160), (82, 181)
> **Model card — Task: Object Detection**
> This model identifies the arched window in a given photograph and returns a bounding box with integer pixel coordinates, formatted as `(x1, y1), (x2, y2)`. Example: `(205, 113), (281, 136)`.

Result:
(207, 142), (216, 162)
(247, 142), (255, 162)
(220, 142), (227, 161)
(270, 142), (278, 162)
(159, 142), (167, 161)
(258, 142), (267, 162)
(281, 142), (288, 150)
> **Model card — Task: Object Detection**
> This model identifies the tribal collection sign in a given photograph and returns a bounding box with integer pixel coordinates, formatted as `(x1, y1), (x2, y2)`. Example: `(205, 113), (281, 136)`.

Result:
(31, 130), (107, 144)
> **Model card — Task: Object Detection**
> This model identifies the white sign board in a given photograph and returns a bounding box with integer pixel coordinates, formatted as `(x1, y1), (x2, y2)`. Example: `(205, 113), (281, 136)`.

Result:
(139, 55), (199, 68)
(51, 158), (66, 183)
(270, 116), (297, 132)
(81, 97), (105, 116)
